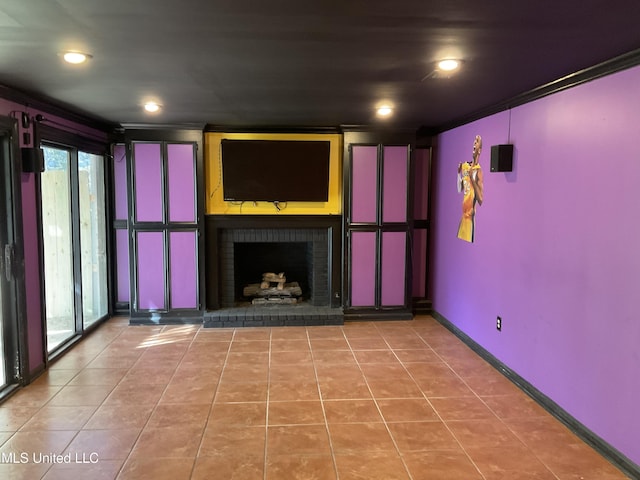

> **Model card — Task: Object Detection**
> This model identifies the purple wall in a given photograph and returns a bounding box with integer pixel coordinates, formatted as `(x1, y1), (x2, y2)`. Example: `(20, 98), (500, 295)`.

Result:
(431, 65), (640, 465)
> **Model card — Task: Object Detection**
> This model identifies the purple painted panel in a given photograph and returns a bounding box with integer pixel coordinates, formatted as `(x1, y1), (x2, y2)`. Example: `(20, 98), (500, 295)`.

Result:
(134, 143), (163, 222)
(431, 65), (640, 464)
(413, 148), (430, 220)
(351, 146), (378, 223)
(115, 229), (130, 303)
(412, 229), (427, 297)
(136, 231), (165, 310)
(169, 231), (198, 308)
(167, 144), (196, 222)
(350, 231), (376, 306)
(113, 144), (128, 221)
(381, 231), (406, 305)
(382, 146), (408, 223)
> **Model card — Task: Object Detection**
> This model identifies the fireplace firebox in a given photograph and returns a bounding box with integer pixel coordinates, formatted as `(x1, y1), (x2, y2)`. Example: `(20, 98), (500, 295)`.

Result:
(204, 215), (343, 327)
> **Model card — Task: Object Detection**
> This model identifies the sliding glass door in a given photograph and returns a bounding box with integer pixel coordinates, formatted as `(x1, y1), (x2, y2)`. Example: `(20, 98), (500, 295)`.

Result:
(40, 144), (108, 354)
(0, 119), (22, 393)
(41, 147), (75, 350)
(79, 152), (108, 328)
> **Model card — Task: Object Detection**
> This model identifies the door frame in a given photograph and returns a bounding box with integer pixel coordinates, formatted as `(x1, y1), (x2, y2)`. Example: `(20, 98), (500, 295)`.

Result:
(37, 124), (111, 360)
(0, 115), (29, 398)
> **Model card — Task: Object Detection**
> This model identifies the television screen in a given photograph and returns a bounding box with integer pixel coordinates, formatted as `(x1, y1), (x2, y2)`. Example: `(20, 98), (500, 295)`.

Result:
(221, 139), (331, 202)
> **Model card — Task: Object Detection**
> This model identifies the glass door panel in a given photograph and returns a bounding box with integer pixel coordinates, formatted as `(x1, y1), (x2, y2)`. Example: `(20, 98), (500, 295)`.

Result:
(41, 146), (75, 352)
(0, 284), (4, 387)
(0, 142), (8, 388)
(0, 124), (22, 391)
(79, 152), (108, 328)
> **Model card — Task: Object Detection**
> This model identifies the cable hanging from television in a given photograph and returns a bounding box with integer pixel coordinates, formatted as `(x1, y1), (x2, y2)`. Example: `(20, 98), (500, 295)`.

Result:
(273, 201), (288, 212)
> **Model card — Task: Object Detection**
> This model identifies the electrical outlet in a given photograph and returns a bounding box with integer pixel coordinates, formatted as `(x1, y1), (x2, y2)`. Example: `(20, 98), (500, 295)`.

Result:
(496, 316), (502, 331)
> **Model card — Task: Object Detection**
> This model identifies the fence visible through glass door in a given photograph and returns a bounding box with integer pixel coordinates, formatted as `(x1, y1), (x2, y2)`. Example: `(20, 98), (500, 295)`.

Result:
(41, 145), (109, 353)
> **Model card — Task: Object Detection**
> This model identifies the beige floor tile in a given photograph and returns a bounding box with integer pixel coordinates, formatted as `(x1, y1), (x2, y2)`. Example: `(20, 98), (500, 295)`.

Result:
(84, 404), (154, 430)
(446, 418), (524, 449)
(215, 380), (268, 403)
(268, 400), (325, 425)
(0, 317), (629, 480)
(0, 406), (41, 431)
(268, 379), (320, 401)
(328, 422), (396, 453)
(42, 459), (124, 480)
(388, 421), (460, 452)
(323, 399), (383, 424)
(208, 402), (267, 426)
(334, 452), (410, 480)
(199, 424), (265, 457)
(48, 385), (114, 407)
(403, 451), (483, 480)
(376, 398), (440, 423)
(267, 424), (331, 455)
(20, 405), (97, 431)
(67, 368), (129, 387)
(429, 395), (498, 421)
(267, 454), (336, 480)
(146, 403), (210, 429)
(117, 456), (194, 480)
(65, 428), (140, 460)
(191, 454), (263, 480)
(130, 426), (203, 458)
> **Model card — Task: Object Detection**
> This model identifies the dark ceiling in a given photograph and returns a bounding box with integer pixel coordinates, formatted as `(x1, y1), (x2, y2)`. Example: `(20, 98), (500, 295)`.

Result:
(1, 0), (640, 131)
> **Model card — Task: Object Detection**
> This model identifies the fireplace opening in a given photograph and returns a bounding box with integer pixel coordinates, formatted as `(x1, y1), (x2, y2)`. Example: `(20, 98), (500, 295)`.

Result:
(205, 217), (343, 327)
(234, 242), (311, 303)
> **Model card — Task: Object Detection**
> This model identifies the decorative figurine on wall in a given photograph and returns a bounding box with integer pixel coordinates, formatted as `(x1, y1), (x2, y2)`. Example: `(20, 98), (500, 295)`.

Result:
(457, 135), (484, 242)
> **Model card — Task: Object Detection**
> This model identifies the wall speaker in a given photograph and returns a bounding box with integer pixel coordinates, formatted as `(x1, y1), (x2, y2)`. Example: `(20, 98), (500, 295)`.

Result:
(490, 144), (513, 172)
(21, 147), (45, 173)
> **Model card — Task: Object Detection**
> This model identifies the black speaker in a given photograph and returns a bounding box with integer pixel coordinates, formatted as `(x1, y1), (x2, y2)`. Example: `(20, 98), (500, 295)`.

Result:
(21, 147), (45, 173)
(490, 144), (513, 172)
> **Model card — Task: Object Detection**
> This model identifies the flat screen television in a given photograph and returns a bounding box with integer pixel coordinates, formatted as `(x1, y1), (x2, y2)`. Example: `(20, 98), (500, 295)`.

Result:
(221, 139), (331, 202)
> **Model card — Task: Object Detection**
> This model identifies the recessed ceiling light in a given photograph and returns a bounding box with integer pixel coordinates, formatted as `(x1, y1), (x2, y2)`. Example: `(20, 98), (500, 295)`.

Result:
(376, 105), (393, 117)
(62, 51), (91, 64)
(437, 59), (461, 72)
(143, 101), (161, 113)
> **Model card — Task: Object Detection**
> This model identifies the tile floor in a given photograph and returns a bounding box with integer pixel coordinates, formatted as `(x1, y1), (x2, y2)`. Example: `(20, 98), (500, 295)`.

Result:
(0, 315), (629, 479)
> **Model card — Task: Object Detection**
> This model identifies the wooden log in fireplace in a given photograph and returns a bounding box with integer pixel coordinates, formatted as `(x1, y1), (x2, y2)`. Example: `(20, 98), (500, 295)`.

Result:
(243, 281), (303, 298)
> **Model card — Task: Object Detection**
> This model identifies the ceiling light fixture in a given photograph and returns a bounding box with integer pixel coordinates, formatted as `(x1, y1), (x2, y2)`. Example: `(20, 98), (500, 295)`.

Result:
(376, 105), (393, 117)
(437, 59), (461, 72)
(143, 101), (161, 113)
(62, 51), (91, 64)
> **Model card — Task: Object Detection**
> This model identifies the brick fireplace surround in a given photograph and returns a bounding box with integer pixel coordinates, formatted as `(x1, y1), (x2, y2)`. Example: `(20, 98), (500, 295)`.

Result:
(204, 215), (343, 327)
